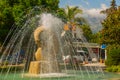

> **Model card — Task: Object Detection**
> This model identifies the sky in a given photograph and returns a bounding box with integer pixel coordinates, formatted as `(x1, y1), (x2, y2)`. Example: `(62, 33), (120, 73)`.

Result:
(59, 0), (120, 33)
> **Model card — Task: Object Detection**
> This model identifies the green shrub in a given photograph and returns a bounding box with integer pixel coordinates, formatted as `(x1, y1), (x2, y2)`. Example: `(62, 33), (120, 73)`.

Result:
(0, 65), (24, 73)
(118, 67), (120, 72)
(105, 44), (120, 66)
(106, 65), (120, 72)
(106, 67), (113, 72)
(3, 61), (9, 65)
(112, 66), (118, 72)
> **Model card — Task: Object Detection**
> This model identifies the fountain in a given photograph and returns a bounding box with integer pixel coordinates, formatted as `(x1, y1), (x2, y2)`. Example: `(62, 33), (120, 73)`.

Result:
(28, 16), (62, 75)
(0, 7), (119, 80)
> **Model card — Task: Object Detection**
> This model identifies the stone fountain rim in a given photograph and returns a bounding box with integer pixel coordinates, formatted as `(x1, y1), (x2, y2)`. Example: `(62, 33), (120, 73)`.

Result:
(22, 73), (75, 78)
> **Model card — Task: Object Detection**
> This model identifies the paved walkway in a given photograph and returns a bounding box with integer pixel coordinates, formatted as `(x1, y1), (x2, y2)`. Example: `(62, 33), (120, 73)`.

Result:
(83, 63), (106, 67)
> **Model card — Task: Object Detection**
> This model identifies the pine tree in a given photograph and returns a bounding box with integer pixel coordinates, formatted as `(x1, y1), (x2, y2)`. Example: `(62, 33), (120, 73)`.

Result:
(101, 0), (117, 15)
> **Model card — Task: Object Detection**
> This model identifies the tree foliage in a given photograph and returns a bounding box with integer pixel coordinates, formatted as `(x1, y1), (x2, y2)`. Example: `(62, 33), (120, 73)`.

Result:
(100, 0), (120, 67)
(80, 24), (93, 42)
(100, 0), (120, 45)
(0, 0), (59, 44)
(90, 31), (101, 43)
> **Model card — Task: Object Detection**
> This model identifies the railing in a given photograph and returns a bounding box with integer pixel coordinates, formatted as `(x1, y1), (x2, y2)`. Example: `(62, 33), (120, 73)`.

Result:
(72, 42), (100, 48)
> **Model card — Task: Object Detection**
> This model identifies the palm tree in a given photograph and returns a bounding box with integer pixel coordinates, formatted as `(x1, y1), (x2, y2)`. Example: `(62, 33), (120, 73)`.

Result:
(57, 5), (87, 25)
(63, 6), (94, 42)
(64, 6), (83, 23)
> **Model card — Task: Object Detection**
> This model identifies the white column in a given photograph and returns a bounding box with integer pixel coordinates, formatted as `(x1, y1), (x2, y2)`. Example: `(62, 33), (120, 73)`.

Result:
(105, 49), (107, 60)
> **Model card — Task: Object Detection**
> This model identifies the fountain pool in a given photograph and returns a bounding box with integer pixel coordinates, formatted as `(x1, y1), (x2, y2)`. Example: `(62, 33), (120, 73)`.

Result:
(0, 70), (120, 80)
